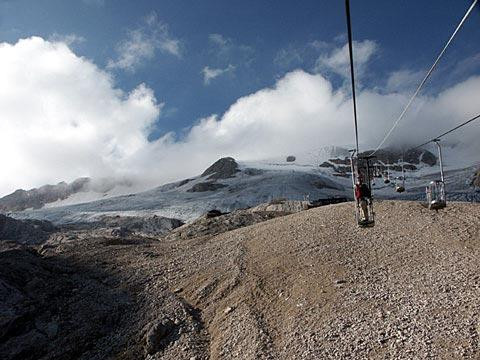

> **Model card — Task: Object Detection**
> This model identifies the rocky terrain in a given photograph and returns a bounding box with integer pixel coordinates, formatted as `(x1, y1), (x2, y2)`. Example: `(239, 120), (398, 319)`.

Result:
(0, 214), (56, 245)
(1, 200), (480, 359)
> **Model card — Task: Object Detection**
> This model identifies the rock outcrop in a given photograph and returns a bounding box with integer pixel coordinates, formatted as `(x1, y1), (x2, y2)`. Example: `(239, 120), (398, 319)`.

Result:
(94, 215), (184, 237)
(472, 169), (480, 188)
(187, 182), (227, 192)
(201, 157), (239, 180)
(358, 148), (437, 166)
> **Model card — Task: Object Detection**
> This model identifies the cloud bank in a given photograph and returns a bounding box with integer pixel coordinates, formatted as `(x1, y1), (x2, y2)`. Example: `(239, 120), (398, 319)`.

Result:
(1, 36), (479, 196)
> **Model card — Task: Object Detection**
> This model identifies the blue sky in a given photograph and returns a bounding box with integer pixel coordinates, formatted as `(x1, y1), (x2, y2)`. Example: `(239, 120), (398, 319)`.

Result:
(1, 0), (479, 138)
(0, 1), (479, 194)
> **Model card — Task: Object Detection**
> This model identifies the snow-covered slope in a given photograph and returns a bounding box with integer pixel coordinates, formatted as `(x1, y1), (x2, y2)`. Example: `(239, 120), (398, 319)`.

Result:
(11, 158), (350, 224)
(8, 148), (480, 224)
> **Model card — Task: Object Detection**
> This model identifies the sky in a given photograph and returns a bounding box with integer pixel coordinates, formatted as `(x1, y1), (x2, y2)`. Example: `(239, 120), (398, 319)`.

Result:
(0, 0), (479, 195)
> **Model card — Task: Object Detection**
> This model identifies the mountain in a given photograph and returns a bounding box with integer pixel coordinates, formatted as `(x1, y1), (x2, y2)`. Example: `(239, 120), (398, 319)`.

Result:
(5, 147), (480, 225)
(9, 157), (348, 224)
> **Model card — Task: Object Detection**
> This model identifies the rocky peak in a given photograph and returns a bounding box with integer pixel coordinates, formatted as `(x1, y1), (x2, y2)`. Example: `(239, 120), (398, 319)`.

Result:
(201, 157), (239, 180)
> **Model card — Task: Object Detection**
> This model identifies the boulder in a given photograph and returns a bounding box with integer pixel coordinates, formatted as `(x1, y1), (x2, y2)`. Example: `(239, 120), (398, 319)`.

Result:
(286, 156), (296, 162)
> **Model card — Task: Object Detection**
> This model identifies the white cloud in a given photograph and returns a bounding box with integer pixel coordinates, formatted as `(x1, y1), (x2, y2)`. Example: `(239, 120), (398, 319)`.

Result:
(385, 69), (424, 92)
(0, 37), (161, 195)
(1, 36), (479, 197)
(314, 40), (378, 80)
(48, 33), (86, 46)
(201, 64), (235, 85)
(107, 12), (181, 72)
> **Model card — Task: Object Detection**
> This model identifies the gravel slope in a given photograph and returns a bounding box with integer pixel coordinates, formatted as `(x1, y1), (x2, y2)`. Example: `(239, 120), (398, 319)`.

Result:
(2, 200), (480, 359)
(166, 201), (480, 359)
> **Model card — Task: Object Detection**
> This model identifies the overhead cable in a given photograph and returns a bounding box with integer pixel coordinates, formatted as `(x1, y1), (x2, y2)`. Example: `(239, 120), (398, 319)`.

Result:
(411, 112), (480, 150)
(370, 0), (478, 155)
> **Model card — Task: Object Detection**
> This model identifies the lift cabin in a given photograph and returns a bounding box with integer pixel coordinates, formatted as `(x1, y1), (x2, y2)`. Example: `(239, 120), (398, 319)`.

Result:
(350, 151), (375, 227)
(426, 139), (446, 210)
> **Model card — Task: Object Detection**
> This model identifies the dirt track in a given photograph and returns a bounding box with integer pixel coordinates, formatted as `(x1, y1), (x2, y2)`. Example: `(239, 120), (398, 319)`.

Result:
(2, 200), (480, 359)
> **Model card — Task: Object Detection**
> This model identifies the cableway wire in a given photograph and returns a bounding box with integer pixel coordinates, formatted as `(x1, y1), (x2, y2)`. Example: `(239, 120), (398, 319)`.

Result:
(345, 0), (359, 155)
(369, 0), (478, 156)
(411, 112), (480, 150)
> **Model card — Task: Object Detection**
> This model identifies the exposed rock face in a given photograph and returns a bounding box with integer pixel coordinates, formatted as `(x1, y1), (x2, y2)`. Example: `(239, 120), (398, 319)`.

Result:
(94, 215), (184, 237)
(243, 168), (264, 176)
(329, 158), (351, 165)
(175, 179), (192, 188)
(319, 161), (335, 168)
(0, 177), (134, 212)
(358, 148), (437, 166)
(201, 157), (239, 180)
(0, 178), (90, 211)
(166, 208), (289, 241)
(472, 169), (480, 188)
(0, 215), (56, 245)
(187, 182), (227, 193)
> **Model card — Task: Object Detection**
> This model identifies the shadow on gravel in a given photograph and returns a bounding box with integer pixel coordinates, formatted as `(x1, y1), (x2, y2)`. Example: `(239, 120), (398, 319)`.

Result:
(0, 247), (136, 360)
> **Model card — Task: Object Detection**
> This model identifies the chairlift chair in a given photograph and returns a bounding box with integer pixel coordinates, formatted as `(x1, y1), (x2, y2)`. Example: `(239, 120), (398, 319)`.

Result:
(395, 180), (405, 193)
(426, 180), (446, 210)
(425, 139), (446, 210)
(383, 163), (390, 184)
(395, 160), (405, 193)
(350, 150), (375, 227)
